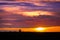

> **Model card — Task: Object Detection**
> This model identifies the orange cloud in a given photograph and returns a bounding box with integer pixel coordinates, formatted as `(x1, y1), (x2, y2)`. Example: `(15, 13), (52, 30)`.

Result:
(2, 5), (54, 17)
(2, 6), (28, 12)
(2, 6), (20, 12)
(2, 6), (54, 17)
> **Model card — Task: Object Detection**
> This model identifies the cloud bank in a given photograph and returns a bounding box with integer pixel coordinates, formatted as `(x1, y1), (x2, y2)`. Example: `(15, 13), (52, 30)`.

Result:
(0, 1), (60, 28)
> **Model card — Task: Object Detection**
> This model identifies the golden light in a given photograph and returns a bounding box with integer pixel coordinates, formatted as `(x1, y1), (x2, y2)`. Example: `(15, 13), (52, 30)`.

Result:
(16, 11), (53, 17)
(22, 11), (40, 17)
(34, 27), (46, 32)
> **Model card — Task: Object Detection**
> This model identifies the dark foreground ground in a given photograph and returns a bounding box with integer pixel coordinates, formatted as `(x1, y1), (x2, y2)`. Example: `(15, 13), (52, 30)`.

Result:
(0, 32), (60, 39)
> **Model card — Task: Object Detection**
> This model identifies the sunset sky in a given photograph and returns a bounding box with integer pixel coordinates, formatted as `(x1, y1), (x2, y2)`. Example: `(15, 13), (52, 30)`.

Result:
(0, 0), (60, 28)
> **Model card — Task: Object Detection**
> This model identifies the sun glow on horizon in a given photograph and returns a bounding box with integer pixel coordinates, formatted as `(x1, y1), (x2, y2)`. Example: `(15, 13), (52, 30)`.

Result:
(34, 27), (47, 32)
